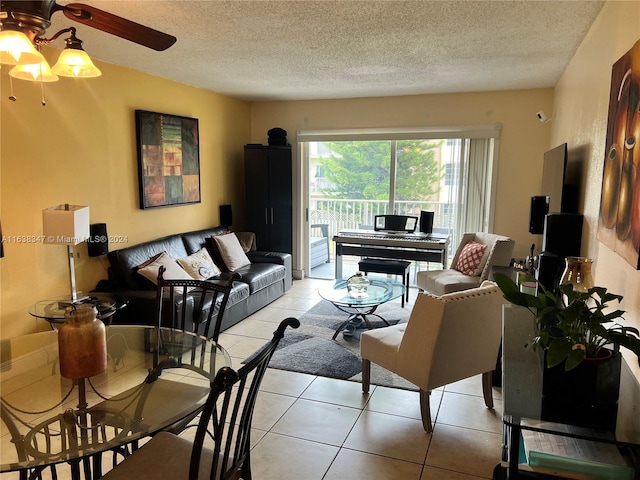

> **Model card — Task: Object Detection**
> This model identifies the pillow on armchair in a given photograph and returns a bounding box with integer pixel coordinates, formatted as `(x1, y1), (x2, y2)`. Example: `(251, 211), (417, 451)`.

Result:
(454, 241), (488, 276)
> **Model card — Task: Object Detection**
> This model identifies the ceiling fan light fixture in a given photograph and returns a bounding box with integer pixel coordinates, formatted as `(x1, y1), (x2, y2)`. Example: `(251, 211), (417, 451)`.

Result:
(10, 59), (59, 82)
(51, 29), (101, 78)
(0, 29), (45, 65)
(52, 48), (101, 78)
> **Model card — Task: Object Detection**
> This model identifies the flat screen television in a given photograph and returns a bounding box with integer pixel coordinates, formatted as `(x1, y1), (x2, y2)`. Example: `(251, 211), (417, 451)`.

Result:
(541, 143), (568, 213)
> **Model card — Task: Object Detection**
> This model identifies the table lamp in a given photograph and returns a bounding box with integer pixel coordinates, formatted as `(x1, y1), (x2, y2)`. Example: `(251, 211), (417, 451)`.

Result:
(43, 204), (90, 303)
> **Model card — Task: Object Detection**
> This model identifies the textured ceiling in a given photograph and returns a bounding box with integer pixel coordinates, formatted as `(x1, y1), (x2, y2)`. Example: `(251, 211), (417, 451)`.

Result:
(47, 0), (606, 101)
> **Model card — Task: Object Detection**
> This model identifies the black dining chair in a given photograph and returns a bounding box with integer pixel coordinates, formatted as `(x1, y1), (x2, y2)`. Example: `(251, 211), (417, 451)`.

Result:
(152, 265), (238, 435)
(155, 265), (238, 342)
(100, 317), (300, 480)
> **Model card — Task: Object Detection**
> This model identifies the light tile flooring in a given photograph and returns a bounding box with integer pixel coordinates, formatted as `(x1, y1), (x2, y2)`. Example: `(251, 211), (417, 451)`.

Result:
(6, 277), (504, 479)
(217, 277), (504, 480)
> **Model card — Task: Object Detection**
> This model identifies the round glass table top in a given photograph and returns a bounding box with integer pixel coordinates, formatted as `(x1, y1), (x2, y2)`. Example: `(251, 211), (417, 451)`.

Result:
(28, 293), (128, 324)
(0, 326), (230, 474)
(319, 278), (405, 307)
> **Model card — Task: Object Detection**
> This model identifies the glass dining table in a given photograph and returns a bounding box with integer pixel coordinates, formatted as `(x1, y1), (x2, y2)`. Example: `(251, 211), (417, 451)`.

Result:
(0, 325), (230, 479)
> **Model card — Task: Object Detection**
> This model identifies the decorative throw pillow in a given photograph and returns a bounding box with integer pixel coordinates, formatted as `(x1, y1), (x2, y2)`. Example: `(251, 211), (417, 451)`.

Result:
(137, 251), (193, 285)
(454, 241), (488, 276)
(208, 233), (251, 272)
(177, 248), (221, 280)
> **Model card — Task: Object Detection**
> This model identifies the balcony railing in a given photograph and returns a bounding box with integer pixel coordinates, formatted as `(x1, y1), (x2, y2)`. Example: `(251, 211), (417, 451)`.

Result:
(309, 197), (456, 255)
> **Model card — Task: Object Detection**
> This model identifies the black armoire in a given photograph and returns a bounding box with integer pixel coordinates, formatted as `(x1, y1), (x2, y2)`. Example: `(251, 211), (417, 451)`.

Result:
(244, 144), (292, 254)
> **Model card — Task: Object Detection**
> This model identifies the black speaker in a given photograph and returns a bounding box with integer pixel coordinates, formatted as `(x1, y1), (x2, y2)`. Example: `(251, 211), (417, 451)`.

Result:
(219, 204), (232, 227)
(535, 251), (564, 293)
(529, 196), (549, 234)
(542, 213), (583, 257)
(88, 223), (108, 257)
(419, 210), (434, 234)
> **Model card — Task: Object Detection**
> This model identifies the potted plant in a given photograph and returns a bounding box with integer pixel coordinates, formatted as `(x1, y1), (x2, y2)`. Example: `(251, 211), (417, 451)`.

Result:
(494, 272), (640, 428)
(493, 272), (640, 370)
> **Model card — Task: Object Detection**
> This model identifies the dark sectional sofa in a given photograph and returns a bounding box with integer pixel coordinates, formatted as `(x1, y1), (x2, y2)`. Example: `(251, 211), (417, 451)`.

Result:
(104, 226), (292, 335)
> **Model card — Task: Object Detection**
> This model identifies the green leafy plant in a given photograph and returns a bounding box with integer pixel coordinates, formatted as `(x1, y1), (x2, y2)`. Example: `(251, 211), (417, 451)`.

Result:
(493, 272), (640, 371)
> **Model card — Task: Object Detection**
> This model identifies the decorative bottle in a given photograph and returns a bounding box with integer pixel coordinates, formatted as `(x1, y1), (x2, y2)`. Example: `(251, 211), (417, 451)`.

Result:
(58, 304), (107, 379)
(347, 272), (370, 298)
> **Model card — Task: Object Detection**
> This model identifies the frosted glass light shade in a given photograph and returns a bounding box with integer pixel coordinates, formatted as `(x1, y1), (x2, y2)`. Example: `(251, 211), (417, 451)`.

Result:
(43, 205), (90, 245)
(0, 30), (44, 65)
(52, 49), (101, 78)
(10, 60), (59, 82)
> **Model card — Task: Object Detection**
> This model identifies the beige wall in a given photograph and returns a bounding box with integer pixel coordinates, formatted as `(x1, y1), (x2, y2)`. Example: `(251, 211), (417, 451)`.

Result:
(250, 89), (554, 272)
(0, 53), (251, 339)
(552, 0), (640, 379)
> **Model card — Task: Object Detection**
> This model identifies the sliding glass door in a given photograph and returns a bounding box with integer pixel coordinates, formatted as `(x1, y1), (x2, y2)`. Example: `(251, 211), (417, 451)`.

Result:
(300, 127), (500, 279)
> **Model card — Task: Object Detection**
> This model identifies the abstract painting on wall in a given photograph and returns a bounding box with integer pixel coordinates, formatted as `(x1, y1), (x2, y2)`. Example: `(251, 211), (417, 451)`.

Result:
(135, 110), (201, 209)
(598, 38), (640, 269)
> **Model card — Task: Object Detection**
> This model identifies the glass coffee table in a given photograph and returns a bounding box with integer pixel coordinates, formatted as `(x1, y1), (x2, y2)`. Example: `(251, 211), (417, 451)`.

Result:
(319, 279), (405, 340)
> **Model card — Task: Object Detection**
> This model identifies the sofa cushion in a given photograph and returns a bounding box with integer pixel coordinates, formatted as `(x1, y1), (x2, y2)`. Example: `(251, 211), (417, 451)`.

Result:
(454, 241), (487, 276)
(207, 233), (251, 272)
(223, 280), (251, 307)
(177, 248), (221, 280)
(235, 231), (257, 253)
(232, 262), (285, 294)
(137, 251), (194, 287)
(423, 269), (482, 294)
(181, 227), (229, 255)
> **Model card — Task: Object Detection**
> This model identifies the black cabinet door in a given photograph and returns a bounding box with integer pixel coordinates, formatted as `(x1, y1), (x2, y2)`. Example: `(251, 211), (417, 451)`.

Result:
(244, 145), (292, 253)
(268, 147), (293, 253)
(245, 146), (271, 249)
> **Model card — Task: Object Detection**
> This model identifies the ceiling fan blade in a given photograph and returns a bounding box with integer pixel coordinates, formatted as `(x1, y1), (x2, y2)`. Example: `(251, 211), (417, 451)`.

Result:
(61, 3), (176, 51)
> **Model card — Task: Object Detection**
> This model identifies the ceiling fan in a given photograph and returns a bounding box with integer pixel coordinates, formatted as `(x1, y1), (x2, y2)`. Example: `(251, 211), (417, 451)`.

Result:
(0, 0), (176, 51)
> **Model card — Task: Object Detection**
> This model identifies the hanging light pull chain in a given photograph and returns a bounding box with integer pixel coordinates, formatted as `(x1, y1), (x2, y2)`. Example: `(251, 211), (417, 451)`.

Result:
(8, 75), (16, 101)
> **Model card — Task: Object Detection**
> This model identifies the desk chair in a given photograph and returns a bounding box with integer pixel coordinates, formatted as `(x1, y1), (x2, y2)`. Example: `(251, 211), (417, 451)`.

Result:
(101, 318), (300, 480)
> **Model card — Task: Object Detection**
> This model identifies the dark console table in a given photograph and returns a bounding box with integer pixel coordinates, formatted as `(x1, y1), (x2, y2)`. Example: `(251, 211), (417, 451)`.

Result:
(496, 305), (640, 479)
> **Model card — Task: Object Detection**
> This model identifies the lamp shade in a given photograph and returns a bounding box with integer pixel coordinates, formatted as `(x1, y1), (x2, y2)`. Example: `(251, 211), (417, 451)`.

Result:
(10, 60), (59, 82)
(0, 30), (44, 65)
(43, 205), (90, 245)
(52, 49), (101, 78)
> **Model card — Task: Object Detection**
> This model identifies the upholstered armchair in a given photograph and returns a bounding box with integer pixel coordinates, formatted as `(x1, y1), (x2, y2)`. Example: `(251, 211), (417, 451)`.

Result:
(360, 281), (505, 433)
(416, 232), (515, 295)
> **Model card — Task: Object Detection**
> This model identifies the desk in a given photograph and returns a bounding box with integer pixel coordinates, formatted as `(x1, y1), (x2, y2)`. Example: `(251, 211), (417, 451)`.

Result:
(0, 326), (230, 479)
(333, 229), (449, 279)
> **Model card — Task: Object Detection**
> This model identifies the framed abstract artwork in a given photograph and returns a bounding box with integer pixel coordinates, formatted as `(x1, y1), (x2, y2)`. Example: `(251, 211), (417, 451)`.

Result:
(135, 110), (201, 209)
(597, 38), (640, 269)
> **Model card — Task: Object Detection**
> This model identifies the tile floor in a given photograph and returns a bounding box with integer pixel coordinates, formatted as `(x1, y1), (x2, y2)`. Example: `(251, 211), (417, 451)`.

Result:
(216, 277), (504, 480)
(6, 277), (504, 480)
